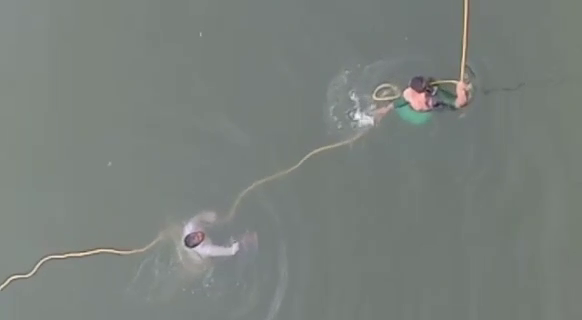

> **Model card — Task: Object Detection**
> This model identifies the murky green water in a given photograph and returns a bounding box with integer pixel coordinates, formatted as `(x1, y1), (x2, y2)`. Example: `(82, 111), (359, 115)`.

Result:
(1, 0), (580, 319)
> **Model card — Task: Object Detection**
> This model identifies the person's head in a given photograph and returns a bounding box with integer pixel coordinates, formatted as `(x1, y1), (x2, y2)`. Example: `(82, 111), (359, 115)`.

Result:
(184, 231), (205, 249)
(409, 76), (430, 93)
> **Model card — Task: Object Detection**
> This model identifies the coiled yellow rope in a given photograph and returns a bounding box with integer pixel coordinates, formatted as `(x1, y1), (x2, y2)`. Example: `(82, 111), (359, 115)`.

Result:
(224, 0), (471, 222)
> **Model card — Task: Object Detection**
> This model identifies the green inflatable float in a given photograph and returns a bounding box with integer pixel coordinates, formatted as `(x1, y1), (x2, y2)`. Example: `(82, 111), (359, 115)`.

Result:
(372, 83), (458, 125)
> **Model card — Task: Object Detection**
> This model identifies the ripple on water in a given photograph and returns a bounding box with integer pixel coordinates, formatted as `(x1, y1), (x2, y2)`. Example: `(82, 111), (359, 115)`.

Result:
(124, 195), (287, 320)
(324, 54), (487, 140)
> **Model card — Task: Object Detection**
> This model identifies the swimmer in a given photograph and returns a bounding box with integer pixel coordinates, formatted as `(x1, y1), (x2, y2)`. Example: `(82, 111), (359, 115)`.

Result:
(183, 211), (240, 258)
(371, 76), (472, 123)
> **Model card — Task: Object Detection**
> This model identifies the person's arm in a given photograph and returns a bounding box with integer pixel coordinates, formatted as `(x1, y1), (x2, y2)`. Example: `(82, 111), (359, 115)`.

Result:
(372, 103), (394, 124)
(431, 87), (462, 110)
(454, 82), (470, 108)
(197, 242), (240, 257)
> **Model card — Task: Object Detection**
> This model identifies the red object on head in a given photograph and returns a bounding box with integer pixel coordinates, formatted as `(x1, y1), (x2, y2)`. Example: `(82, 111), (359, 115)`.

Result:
(184, 231), (205, 248)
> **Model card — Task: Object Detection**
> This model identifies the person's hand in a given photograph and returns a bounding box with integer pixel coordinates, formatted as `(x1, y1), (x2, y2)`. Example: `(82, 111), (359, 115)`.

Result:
(231, 242), (240, 255)
(456, 81), (469, 93)
(455, 81), (472, 108)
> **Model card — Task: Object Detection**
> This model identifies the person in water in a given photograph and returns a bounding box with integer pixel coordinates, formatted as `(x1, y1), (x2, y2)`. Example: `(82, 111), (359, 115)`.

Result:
(370, 76), (471, 123)
(182, 211), (240, 258)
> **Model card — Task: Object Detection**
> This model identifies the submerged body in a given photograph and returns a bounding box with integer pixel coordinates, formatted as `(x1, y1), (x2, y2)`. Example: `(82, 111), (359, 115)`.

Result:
(182, 211), (240, 259)
(370, 76), (471, 125)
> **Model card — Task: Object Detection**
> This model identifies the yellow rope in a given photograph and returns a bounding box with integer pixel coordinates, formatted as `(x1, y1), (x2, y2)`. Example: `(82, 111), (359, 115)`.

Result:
(459, 0), (469, 82)
(372, 83), (402, 101)
(0, 233), (164, 291)
(372, 0), (470, 99)
(0, 0), (470, 294)
(226, 0), (471, 222)
(0, 129), (370, 292)
(223, 129), (369, 222)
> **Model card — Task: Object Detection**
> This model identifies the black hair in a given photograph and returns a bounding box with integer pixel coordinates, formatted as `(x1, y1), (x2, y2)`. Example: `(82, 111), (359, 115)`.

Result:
(184, 232), (204, 248)
(409, 76), (429, 93)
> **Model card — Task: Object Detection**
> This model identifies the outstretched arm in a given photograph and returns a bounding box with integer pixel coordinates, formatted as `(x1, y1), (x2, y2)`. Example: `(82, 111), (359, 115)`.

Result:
(197, 243), (240, 257)
(372, 103), (394, 124)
